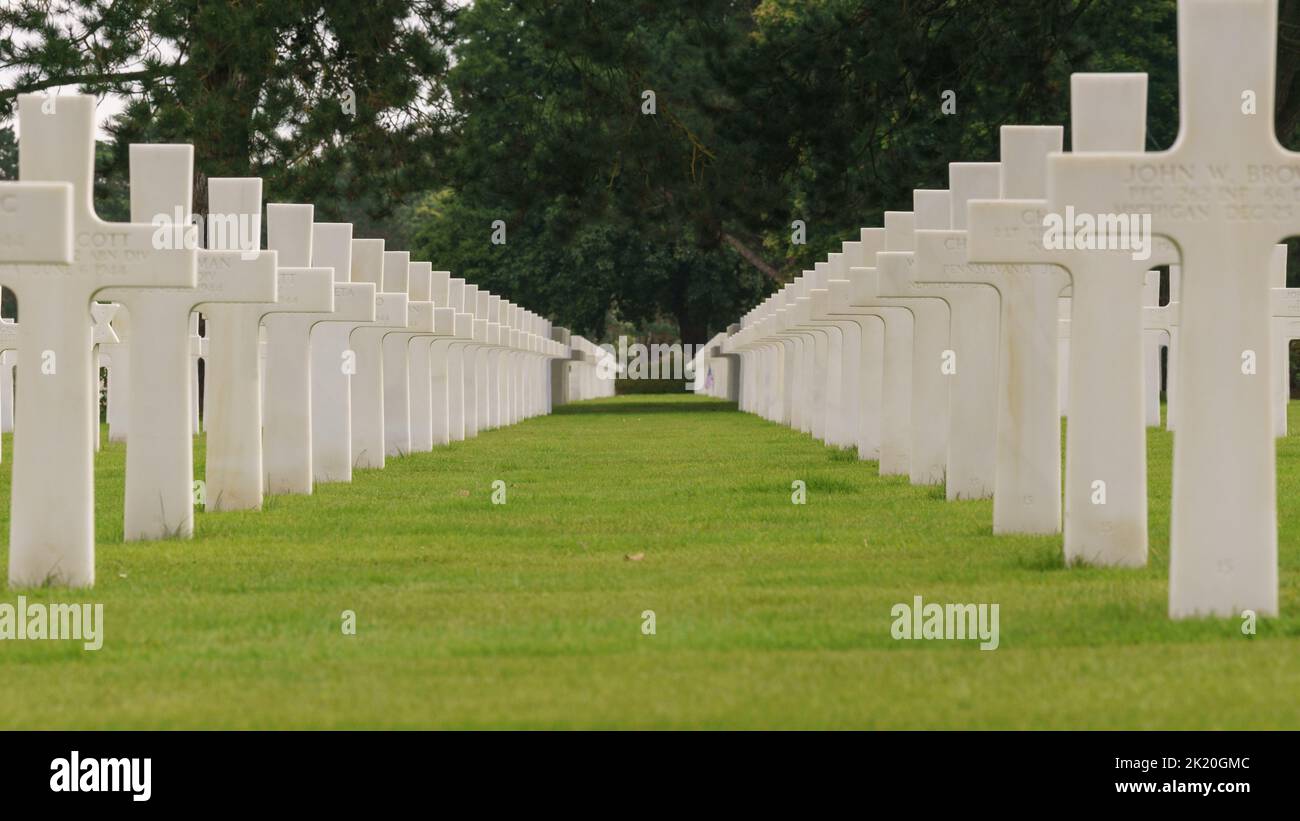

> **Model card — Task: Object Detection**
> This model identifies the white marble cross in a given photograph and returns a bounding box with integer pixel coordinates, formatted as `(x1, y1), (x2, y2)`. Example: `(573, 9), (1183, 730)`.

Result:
(472, 288), (497, 434)
(783, 275), (834, 440)
(913, 164), (1005, 502)
(876, 210), (953, 486)
(538, 316), (561, 415)
(437, 277), (476, 443)
(735, 299), (778, 423)
(507, 304), (529, 425)
(383, 256), (453, 457)
(0, 93), (196, 586)
(497, 300), (518, 427)
(408, 266), (456, 452)
(806, 262), (864, 450)
(308, 223), (376, 483)
(753, 288), (793, 428)
(497, 299), (528, 428)
(348, 239), (408, 469)
(822, 277), (886, 461)
(780, 282), (823, 437)
(549, 325), (573, 409)
(764, 290), (804, 428)
(524, 310), (539, 417)
(202, 179), (331, 511)
(842, 232), (915, 473)
(950, 127), (1072, 535)
(737, 301), (809, 429)
(261, 204), (363, 495)
(483, 295), (503, 432)
(816, 253), (889, 462)
(882, 189), (1000, 500)
(1045, 0), (1290, 617)
(488, 295), (511, 431)
(462, 283), (488, 438)
(967, 74), (1180, 565)
(103, 145), (277, 541)
(379, 251), (417, 457)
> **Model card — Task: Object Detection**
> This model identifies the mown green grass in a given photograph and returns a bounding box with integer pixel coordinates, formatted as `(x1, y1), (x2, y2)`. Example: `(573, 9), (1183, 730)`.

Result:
(0, 393), (1297, 729)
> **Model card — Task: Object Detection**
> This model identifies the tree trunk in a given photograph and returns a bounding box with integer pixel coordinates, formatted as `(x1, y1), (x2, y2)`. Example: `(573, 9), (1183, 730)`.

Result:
(674, 312), (709, 349)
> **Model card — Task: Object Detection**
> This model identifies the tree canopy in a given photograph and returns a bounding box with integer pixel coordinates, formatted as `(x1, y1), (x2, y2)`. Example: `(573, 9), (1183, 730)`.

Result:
(7, 1), (1300, 339)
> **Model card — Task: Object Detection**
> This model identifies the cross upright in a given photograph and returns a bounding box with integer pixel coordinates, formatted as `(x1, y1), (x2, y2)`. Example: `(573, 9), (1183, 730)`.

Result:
(463, 284), (489, 438)
(784, 272), (835, 440)
(920, 130), (1071, 535)
(435, 277), (477, 443)
(202, 181), (331, 510)
(308, 223), (377, 484)
(472, 288), (499, 434)
(1046, 0), (1289, 617)
(807, 259), (869, 450)
(488, 295), (516, 430)
(967, 73), (1179, 567)
(881, 189), (1001, 500)
(875, 210), (953, 486)
(387, 258), (454, 456)
(2, 94), (195, 587)
(104, 144), (278, 541)
(840, 230), (917, 474)
(262, 204), (366, 495)
(407, 263), (457, 453)
(348, 239), (409, 470)
(913, 163), (1007, 508)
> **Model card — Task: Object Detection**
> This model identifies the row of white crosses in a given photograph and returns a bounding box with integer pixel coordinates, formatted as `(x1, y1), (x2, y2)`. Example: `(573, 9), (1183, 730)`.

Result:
(721, 0), (1300, 619)
(692, 330), (738, 396)
(563, 335), (617, 401)
(0, 92), (575, 588)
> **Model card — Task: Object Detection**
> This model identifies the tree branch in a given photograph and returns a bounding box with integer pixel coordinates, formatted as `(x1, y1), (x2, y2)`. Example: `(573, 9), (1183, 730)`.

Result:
(721, 231), (780, 282)
(0, 67), (162, 103)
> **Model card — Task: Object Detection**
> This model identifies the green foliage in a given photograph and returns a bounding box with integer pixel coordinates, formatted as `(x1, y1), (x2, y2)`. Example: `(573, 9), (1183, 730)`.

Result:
(409, 0), (1186, 341)
(1, 0), (456, 224)
(0, 125), (15, 179)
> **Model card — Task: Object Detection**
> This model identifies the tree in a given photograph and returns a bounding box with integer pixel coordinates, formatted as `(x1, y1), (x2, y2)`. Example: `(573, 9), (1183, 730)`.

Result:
(415, 1), (1186, 341)
(409, 0), (774, 342)
(1, 0), (456, 225)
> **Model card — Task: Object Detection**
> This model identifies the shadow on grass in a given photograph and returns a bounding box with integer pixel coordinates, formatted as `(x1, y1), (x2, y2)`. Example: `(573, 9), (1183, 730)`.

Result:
(556, 399), (739, 415)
